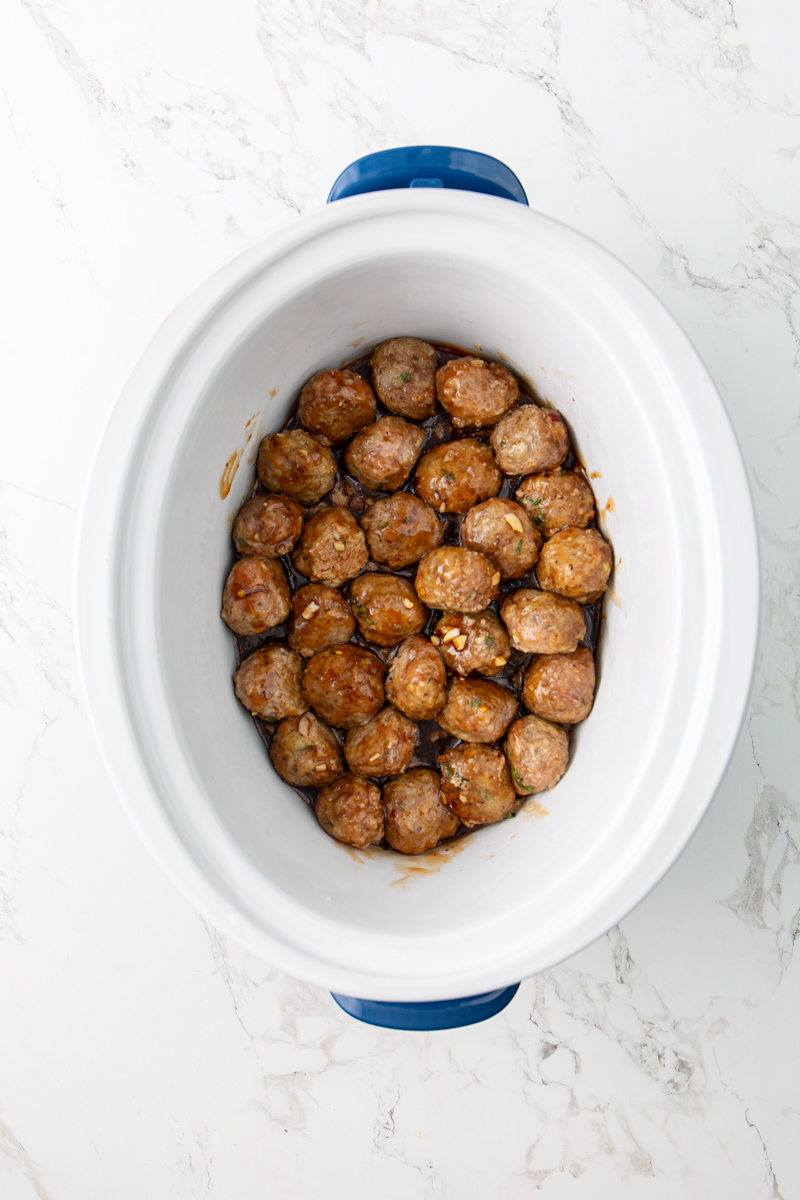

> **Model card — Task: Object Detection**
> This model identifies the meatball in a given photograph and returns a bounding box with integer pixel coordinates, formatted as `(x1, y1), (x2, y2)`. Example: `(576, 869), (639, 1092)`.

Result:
(383, 769), (460, 855)
(413, 439), (502, 514)
(233, 644), (307, 721)
(415, 547), (499, 614)
(344, 416), (425, 492)
(257, 430), (337, 505)
(515, 470), (595, 538)
(504, 715), (569, 795)
(500, 589), (585, 655)
(537, 526), (612, 604)
(385, 634), (447, 720)
(287, 583), (356, 658)
(437, 676), (518, 744)
(371, 338), (438, 420)
(232, 494), (305, 559)
(349, 573), (428, 647)
(270, 711), (343, 787)
(298, 369), (377, 446)
(438, 743), (516, 826)
(292, 507), (368, 587)
(361, 492), (443, 570)
(490, 404), (570, 475)
(344, 705), (417, 777)
(220, 556), (291, 636)
(302, 644), (385, 729)
(521, 647), (596, 725)
(315, 774), (384, 848)
(433, 609), (511, 677)
(436, 357), (519, 429)
(460, 498), (542, 581)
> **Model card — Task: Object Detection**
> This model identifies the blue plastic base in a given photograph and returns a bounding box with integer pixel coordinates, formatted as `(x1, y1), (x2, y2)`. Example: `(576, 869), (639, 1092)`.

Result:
(331, 984), (520, 1030)
(327, 145), (528, 206)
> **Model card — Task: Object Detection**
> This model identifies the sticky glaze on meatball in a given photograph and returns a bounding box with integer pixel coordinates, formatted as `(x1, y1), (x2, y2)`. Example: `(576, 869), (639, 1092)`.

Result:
(504, 715), (569, 795)
(349, 573), (428, 647)
(361, 493), (443, 570)
(436, 357), (519, 429)
(315, 773), (383, 848)
(302, 644), (385, 729)
(233, 644), (307, 721)
(270, 711), (343, 787)
(433, 609), (511, 677)
(461, 497), (542, 581)
(522, 647), (596, 725)
(537, 526), (613, 604)
(287, 583), (356, 658)
(437, 676), (518, 744)
(344, 705), (417, 777)
(298, 369), (377, 446)
(414, 439), (502, 515)
(500, 589), (585, 655)
(415, 547), (499, 614)
(232, 494), (305, 558)
(383, 769), (460, 855)
(292, 507), (368, 588)
(220, 556), (291, 636)
(344, 416), (425, 492)
(385, 634), (447, 721)
(515, 470), (595, 538)
(490, 404), (569, 475)
(257, 430), (337, 505)
(371, 338), (438, 420)
(438, 744), (516, 826)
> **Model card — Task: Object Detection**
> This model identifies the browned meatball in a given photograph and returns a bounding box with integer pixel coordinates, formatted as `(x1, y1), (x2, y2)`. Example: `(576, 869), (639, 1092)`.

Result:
(344, 705), (417, 777)
(302, 644), (385, 729)
(371, 338), (438, 420)
(220, 556), (291, 636)
(415, 547), (499, 614)
(298, 369), (377, 446)
(413, 439), (502, 514)
(344, 416), (425, 492)
(515, 470), (595, 538)
(500, 589), (585, 654)
(315, 774), (384, 847)
(292, 507), (368, 587)
(537, 526), (612, 604)
(438, 743), (516, 826)
(361, 493), (443, 569)
(232, 494), (305, 558)
(349, 573), (428, 647)
(270, 711), (343, 787)
(490, 404), (570, 475)
(436, 357), (519, 429)
(233, 644), (307, 721)
(521, 647), (596, 724)
(437, 676), (518, 743)
(287, 583), (356, 658)
(460, 498), (542, 581)
(383, 769), (460, 854)
(433, 609), (511, 677)
(385, 634), (447, 720)
(257, 430), (337, 504)
(504, 716), (569, 795)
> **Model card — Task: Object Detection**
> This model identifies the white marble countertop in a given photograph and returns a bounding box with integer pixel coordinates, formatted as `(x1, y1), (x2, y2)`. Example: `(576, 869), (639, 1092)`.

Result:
(1, 2), (798, 1196)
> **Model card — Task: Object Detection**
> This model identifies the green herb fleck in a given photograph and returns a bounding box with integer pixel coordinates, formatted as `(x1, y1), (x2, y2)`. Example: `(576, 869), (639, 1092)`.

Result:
(399, 371), (413, 383)
(352, 602), (373, 625)
(237, 538), (252, 549)
(476, 786), (493, 800)
(560, 469), (570, 476)
(402, 515), (411, 524)
(511, 766), (534, 792)
(299, 743), (312, 751)
(485, 635), (495, 647)
(504, 809), (517, 819)
(470, 698), (482, 708)
(379, 521), (390, 529)
(323, 817), (334, 827)
(442, 471), (455, 480)
(515, 538), (523, 555)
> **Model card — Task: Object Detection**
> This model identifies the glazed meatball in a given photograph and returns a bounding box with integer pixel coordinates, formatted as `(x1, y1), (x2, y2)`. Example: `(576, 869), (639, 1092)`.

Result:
(504, 715), (569, 795)
(415, 547), (499, 614)
(315, 773), (384, 848)
(500, 589), (585, 655)
(298, 369), (377, 446)
(257, 430), (337, 505)
(438, 743), (516, 826)
(413, 439), (502, 514)
(537, 526), (612, 604)
(460, 498), (542, 581)
(302, 644), (385, 729)
(383, 769), (460, 855)
(287, 583), (356, 658)
(220, 556), (291, 636)
(515, 470), (595, 538)
(436, 357), (519, 429)
(344, 416), (425, 492)
(344, 705), (417, 777)
(437, 676), (518, 744)
(349, 573), (428, 647)
(371, 338), (438, 420)
(385, 634), (447, 721)
(270, 711), (343, 787)
(361, 493), (443, 570)
(521, 647), (596, 724)
(233, 644), (307, 721)
(232, 494), (305, 558)
(433, 609), (511, 677)
(292, 507), (368, 587)
(490, 404), (569, 475)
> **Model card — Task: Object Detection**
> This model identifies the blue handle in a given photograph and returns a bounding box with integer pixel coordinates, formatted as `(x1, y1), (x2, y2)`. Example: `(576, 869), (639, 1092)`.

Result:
(327, 145), (528, 205)
(331, 984), (520, 1031)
